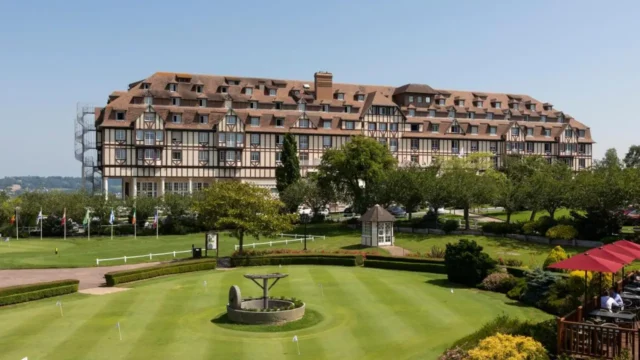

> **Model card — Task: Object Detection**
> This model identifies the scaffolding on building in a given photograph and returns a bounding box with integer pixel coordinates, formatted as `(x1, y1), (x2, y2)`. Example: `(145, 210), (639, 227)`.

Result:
(74, 103), (101, 193)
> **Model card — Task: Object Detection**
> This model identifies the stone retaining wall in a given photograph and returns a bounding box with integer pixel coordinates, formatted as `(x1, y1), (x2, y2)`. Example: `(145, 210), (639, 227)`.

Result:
(227, 301), (305, 324)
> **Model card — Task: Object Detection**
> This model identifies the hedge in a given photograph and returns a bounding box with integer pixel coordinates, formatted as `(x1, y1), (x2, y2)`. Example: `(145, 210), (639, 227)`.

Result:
(105, 258), (216, 286)
(363, 259), (447, 274)
(0, 279), (79, 306)
(365, 255), (445, 264)
(230, 254), (360, 267)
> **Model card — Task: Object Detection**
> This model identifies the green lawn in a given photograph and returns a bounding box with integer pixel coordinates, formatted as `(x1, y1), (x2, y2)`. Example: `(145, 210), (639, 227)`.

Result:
(0, 266), (550, 360)
(483, 208), (578, 223)
(0, 224), (385, 269)
(395, 233), (585, 268)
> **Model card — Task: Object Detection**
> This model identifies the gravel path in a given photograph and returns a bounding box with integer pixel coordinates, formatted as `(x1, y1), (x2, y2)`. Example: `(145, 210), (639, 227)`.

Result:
(385, 246), (412, 257)
(0, 262), (160, 290)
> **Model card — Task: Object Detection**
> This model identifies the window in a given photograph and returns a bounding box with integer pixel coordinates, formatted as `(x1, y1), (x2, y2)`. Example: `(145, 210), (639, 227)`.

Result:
(269, 89), (277, 96)
(250, 117), (260, 127)
(432, 124), (440, 132)
(468, 112), (475, 119)
(115, 130), (126, 141)
(245, 88), (253, 96)
(378, 107), (387, 115)
(172, 150), (182, 161)
(137, 182), (158, 197)
(144, 112), (155, 122)
(169, 83), (177, 92)
(116, 111), (125, 121)
(299, 152), (309, 162)
(390, 138), (398, 152)
(512, 103), (519, 110)
(275, 152), (282, 163)
(293, 90), (300, 97)
(275, 102), (282, 110)
(489, 126), (497, 135)
(250, 134), (260, 145)
(565, 143), (573, 152)
(379, 123), (387, 131)
(450, 125), (460, 133)
(136, 130), (143, 141)
(115, 148), (126, 160)
(199, 99), (207, 107)
(275, 118), (284, 127)
(438, 99), (445, 106)
(250, 151), (260, 162)
(336, 93), (344, 100)
(226, 115), (236, 125)
(558, 114), (564, 123)
(456, 100), (465, 106)
(408, 96), (414, 103)
(428, 110), (435, 118)
(471, 141), (478, 152)
(511, 127), (520, 136)
(410, 124), (419, 132)
(565, 129), (573, 138)
(323, 136), (332, 147)
(144, 96), (153, 105)
(487, 112), (494, 120)
(578, 130), (585, 138)
(299, 135), (309, 149)
(298, 103), (306, 112)
(541, 115), (547, 122)
(356, 94), (365, 101)
(144, 131), (155, 145)
(345, 105), (351, 113)
(172, 131), (182, 144)
(493, 102), (501, 109)
(156, 131), (163, 142)
(221, 133), (243, 147)
(378, 138), (387, 146)
(368, 122), (376, 131)
(408, 109), (415, 117)
(323, 120), (331, 129)
(275, 134), (284, 146)
(141, 83), (150, 90)
(579, 159), (586, 168)
(490, 142), (497, 153)
(448, 110), (455, 119)
(199, 151), (209, 162)
(172, 114), (182, 123)
(451, 140), (459, 153)
(425, 96), (431, 104)
(222, 151), (239, 162)
(199, 115), (208, 124)
(417, 96), (422, 103)
(544, 143), (552, 153)
(165, 182), (189, 196)
(172, 97), (180, 106)
(411, 139), (419, 150)
(322, 104), (329, 112)
(475, 101), (483, 108)
(198, 132), (209, 144)
(345, 121), (355, 130)
(410, 155), (418, 163)
(529, 104), (536, 111)
(526, 142), (534, 153)
(299, 119), (310, 128)
(470, 126), (478, 134)
(220, 86), (228, 93)
(578, 144), (586, 154)
(527, 128), (534, 136)
(432, 139), (440, 151)
(141, 148), (157, 160)
(544, 129), (551, 137)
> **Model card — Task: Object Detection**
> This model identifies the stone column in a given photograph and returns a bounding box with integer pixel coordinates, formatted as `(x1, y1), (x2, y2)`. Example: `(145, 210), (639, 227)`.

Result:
(160, 177), (165, 198)
(132, 177), (137, 199)
(188, 177), (193, 194)
(103, 177), (109, 200)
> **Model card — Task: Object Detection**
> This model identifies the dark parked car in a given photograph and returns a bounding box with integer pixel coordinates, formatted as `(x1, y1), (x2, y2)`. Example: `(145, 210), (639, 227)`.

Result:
(387, 206), (407, 218)
(343, 207), (355, 217)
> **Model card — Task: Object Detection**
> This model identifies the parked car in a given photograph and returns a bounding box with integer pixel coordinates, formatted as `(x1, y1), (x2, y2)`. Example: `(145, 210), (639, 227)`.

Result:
(343, 207), (355, 217)
(315, 207), (330, 216)
(387, 206), (407, 218)
(297, 206), (312, 215)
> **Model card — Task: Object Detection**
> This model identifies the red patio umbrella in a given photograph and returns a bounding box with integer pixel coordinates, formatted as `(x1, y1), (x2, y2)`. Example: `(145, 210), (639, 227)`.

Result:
(606, 243), (640, 260)
(588, 247), (634, 265)
(614, 240), (640, 252)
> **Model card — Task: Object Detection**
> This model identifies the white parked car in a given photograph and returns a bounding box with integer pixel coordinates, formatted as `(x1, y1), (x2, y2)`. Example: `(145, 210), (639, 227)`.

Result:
(297, 206), (312, 215)
(315, 208), (329, 216)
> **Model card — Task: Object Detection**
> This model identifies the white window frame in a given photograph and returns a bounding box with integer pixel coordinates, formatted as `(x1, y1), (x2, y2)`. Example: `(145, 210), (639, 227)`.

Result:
(323, 120), (331, 129)
(250, 151), (260, 162)
(323, 136), (332, 147)
(198, 132), (209, 144)
(156, 131), (164, 142)
(357, 94), (365, 102)
(199, 151), (209, 162)
(172, 114), (182, 123)
(115, 129), (126, 141)
(408, 109), (415, 117)
(336, 93), (344, 100)
(527, 128), (534, 136)
(250, 117), (260, 127)
(172, 97), (180, 106)
(298, 103), (306, 112)
(144, 112), (155, 122)
(199, 99), (207, 107)
(417, 96), (422, 103)
(245, 88), (253, 95)
(489, 126), (497, 135)
(226, 115), (237, 125)
(299, 135), (309, 149)
(144, 131), (155, 145)
(115, 148), (126, 160)
(136, 130), (143, 141)
(299, 119), (310, 128)
(432, 124), (440, 133)
(389, 138), (398, 152)
(250, 133), (260, 145)
(116, 111), (125, 121)
(487, 112), (494, 120)
(379, 123), (387, 131)
(268, 89), (277, 96)
(199, 115), (208, 124)
(250, 101), (258, 109)
(428, 110), (435, 118)
(169, 83), (177, 92)
(471, 126), (478, 134)
(144, 96), (153, 105)
(171, 131), (182, 144)
(275, 118), (284, 127)
(345, 121), (355, 130)
(345, 105), (351, 113)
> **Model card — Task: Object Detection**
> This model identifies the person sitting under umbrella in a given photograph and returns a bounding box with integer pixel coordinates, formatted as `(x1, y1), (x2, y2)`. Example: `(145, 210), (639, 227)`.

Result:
(601, 290), (622, 311)
(610, 287), (624, 307)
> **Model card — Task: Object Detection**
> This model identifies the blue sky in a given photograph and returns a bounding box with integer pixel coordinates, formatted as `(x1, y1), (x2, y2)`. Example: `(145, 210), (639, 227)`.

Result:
(0, 0), (638, 177)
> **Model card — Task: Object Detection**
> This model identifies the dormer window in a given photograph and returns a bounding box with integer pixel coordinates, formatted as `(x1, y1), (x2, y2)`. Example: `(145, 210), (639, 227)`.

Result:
(323, 120), (331, 129)
(408, 109), (415, 117)
(144, 96), (153, 105)
(322, 104), (329, 112)
(298, 103), (306, 112)
(345, 105), (351, 113)
(172, 114), (182, 123)
(275, 102), (282, 110)
(299, 119), (310, 128)
(544, 104), (553, 111)
(116, 111), (125, 121)
(224, 100), (232, 109)
(169, 83), (177, 92)
(511, 127), (520, 136)
(428, 110), (435, 118)
(578, 130), (585, 138)
(487, 113), (494, 120)
(456, 99), (465, 107)
(275, 118), (284, 127)
(489, 126), (497, 135)
(220, 86), (228, 93)
(195, 85), (203, 93)
(493, 101), (501, 109)
(541, 115), (547, 122)
(172, 97), (180, 106)
(512, 103), (519, 110)
(356, 94), (365, 102)
(425, 96), (431, 104)
(226, 115), (237, 125)
(524, 115), (529, 121)
(250, 101), (258, 109)
(432, 124), (440, 132)
(565, 129), (573, 137)
(468, 112), (475, 119)
(417, 96), (422, 103)
(448, 110), (455, 119)
(558, 114), (564, 123)
(450, 125), (460, 133)
(408, 96), (414, 103)
(293, 90), (300, 97)
(475, 100), (483, 108)
(199, 115), (208, 124)
(529, 104), (536, 111)
(438, 99), (445, 106)
(144, 112), (155, 122)
(544, 129), (551, 137)
(336, 93), (344, 100)
(141, 83), (150, 90)
(527, 128), (534, 136)
(470, 125), (478, 134)
(269, 89), (277, 96)
(245, 88), (253, 96)
(199, 99), (207, 107)
(250, 117), (260, 127)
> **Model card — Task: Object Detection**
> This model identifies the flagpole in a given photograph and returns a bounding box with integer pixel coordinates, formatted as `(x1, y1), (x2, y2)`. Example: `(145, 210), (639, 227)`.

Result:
(40, 207), (43, 240)
(15, 207), (19, 240)
(111, 223), (114, 240)
(156, 209), (159, 239)
(87, 211), (91, 241)
(63, 208), (66, 240)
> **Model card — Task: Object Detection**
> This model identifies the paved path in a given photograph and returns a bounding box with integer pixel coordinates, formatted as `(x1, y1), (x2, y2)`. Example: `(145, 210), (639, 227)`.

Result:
(450, 209), (504, 223)
(0, 262), (160, 290)
(386, 246), (412, 257)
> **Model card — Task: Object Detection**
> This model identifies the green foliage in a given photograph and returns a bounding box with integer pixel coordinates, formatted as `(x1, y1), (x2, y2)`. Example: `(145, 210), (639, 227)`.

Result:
(316, 136), (396, 214)
(194, 181), (296, 252)
(0, 279), (79, 306)
(444, 239), (496, 286)
(428, 245), (446, 259)
(543, 245), (568, 269)
(479, 272), (517, 293)
(522, 221), (537, 235)
(507, 277), (527, 300)
(519, 269), (563, 312)
(230, 254), (359, 267)
(481, 222), (522, 235)
(624, 145), (640, 168)
(104, 258), (216, 286)
(442, 219), (459, 234)
(280, 176), (334, 216)
(504, 266), (528, 278)
(363, 259), (447, 273)
(545, 225), (578, 240)
(383, 164), (431, 218)
(526, 162), (573, 219)
(275, 133), (301, 194)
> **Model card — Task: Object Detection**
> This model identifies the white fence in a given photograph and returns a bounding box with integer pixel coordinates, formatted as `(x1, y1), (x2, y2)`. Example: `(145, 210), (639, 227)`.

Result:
(234, 234), (326, 251)
(96, 250), (192, 266)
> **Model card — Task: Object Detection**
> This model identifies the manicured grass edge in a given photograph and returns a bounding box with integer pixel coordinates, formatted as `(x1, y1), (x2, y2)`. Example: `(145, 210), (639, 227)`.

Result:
(104, 258), (217, 286)
(230, 254), (361, 267)
(0, 279), (79, 306)
(363, 259), (447, 274)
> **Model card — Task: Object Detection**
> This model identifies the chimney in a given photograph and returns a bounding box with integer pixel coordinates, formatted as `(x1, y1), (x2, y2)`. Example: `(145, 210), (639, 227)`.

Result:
(314, 71), (333, 101)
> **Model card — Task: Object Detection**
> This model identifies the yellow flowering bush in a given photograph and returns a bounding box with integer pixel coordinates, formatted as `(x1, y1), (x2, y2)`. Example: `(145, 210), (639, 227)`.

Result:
(467, 333), (549, 360)
(567, 270), (612, 299)
(543, 246), (567, 269)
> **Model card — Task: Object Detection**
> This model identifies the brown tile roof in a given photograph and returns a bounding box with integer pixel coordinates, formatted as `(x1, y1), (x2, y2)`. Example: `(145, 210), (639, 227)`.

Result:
(361, 205), (396, 222)
(394, 83), (437, 95)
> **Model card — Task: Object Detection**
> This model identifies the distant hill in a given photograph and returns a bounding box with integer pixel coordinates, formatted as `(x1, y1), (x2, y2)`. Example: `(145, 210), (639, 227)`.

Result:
(0, 176), (121, 194)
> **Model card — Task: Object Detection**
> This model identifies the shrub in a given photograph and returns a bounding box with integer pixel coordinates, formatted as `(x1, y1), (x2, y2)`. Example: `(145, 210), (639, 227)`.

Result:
(546, 225), (578, 240)
(444, 239), (496, 286)
(504, 259), (523, 267)
(479, 273), (517, 293)
(428, 245), (446, 259)
(534, 216), (557, 235)
(0, 279), (79, 306)
(438, 347), (467, 360)
(505, 266), (528, 278)
(515, 319), (557, 355)
(230, 254), (359, 267)
(519, 269), (562, 309)
(543, 245), (568, 269)
(522, 221), (537, 235)
(442, 220), (459, 234)
(467, 333), (549, 360)
(105, 258), (216, 286)
(481, 222), (520, 235)
(364, 259), (446, 274)
(507, 277), (527, 300)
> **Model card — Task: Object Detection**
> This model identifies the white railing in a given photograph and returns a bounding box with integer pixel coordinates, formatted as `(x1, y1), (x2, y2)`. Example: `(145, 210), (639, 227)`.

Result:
(235, 234), (326, 251)
(96, 250), (192, 266)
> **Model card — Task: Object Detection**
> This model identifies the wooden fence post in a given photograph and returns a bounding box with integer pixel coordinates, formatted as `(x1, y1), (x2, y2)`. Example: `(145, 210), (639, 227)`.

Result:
(577, 306), (583, 322)
(557, 317), (565, 357)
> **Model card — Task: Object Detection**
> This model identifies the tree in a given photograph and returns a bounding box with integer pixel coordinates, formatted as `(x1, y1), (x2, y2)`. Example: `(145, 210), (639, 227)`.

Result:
(624, 145), (640, 168)
(599, 148), (623, 169)
(194, 181), (297, 252)
(444, 239), (496, 286)
(275, 133), (300, 194)
(279, 180), (307, 214)
(317, 136), (397, 214)
(281, 176), (336, 219)
(526, 162), (572, 219)
(499, 156), (546, 223)
(422, 166), (449, 226)
(126, 195), (159, 227)
(543, 245), (568, 269)
(384, 164), (428, 219)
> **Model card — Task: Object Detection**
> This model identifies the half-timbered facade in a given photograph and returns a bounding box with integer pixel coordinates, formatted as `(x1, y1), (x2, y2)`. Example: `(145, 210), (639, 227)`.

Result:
(95, 71), (594, 198)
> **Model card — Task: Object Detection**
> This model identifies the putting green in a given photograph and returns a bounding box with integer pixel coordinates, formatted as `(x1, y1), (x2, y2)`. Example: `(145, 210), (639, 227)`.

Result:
(0, 266), (550, 359)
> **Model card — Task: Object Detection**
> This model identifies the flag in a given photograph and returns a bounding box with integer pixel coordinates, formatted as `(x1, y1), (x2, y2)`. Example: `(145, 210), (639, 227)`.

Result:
(153, 209), (158, 228)
(292, 335), (298, 342)
(61, 209), (66, 225)
(131, 208), (136, 225)
(82, 209), (90, 227)
(36, 209), (43, 225)
(10, 214), (15, 225)
(109, 209), (115, 225)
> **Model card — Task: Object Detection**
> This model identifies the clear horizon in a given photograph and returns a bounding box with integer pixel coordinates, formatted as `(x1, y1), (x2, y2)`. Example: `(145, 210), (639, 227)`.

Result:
(1, 0), (638, 177)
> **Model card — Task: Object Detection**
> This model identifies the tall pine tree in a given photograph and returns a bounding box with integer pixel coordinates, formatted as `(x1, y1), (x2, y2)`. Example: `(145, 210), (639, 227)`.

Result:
(275, 133), (301, 194)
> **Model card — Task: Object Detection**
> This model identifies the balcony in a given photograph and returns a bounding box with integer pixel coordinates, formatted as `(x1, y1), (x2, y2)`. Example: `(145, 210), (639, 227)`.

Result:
(217, 142), (245, 149)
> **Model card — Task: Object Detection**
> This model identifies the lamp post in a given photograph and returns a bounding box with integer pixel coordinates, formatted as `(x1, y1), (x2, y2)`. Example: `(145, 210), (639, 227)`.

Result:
(300, 213), (310, 251)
